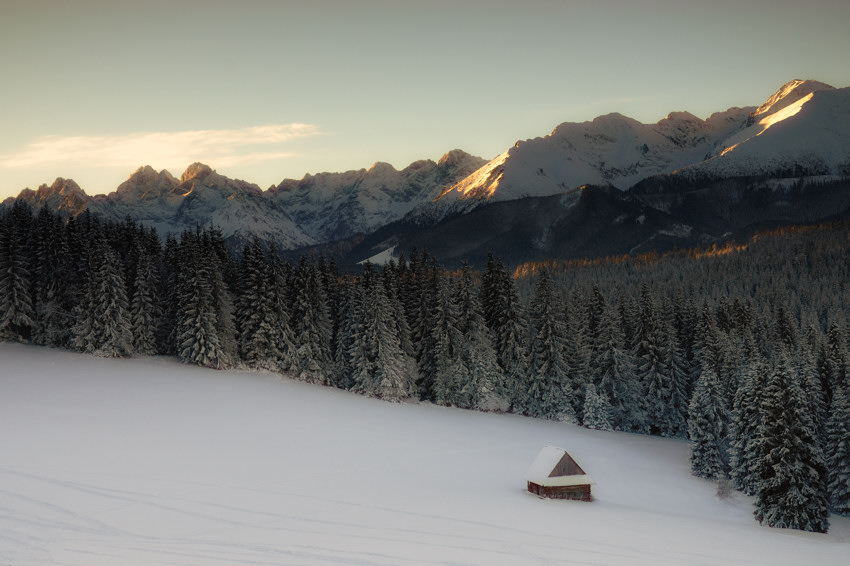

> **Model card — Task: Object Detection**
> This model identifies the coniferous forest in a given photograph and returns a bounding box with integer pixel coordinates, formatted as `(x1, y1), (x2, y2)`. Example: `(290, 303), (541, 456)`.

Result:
(1, 201), (849, 533)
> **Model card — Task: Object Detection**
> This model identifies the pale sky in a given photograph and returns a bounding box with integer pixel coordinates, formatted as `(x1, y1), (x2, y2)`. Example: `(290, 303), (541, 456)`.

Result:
(1, 0), (848, 199)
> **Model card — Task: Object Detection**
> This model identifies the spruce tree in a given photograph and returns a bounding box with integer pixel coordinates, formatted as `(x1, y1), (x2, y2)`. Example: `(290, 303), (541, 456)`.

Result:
(406, 254), (438, 397)
(0, 208), (35, 342)
(426, 274), (466, 406)
(826, 377), (850, 516)
(382, 264), (416, 361)
(661, 317), (690, 438)
(729, 357), (769, 495)
(334, 281), (362, 389)
(753, 353), (830, 533)
(591, 299), (643, 432)
(687, 368), (727, 480)
(564, 287), (592, 418)
(633, 286), (670, 435)
(582, 383), (613, 431)
(31, 207), (72, 347)
(70, 234), (133, 357)
(826, 319), (848, 397)
(291, 258), (333, 384)
(204, 231), (238, 367)
(455, 263), (508, 412)
(492, 264), (527, 412)
(350, 277), (415, 401)
(267, 249), (297, 372)
(235, 239), (282, 370)
(130, 244), (161, 355)
(526, 269), (573, 420)
(95, 244), (134, 357)
(175, 232), (226, 368)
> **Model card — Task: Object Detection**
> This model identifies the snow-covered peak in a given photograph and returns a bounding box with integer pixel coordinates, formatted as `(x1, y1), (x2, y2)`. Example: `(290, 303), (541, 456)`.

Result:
(436, 151), (510, 201)
(8, 178), (90, 215)
(437, 107), (749, 206)
(751, 79), (834, 120)
(437, 149), (476, 168)
(432, 79), (846, 209)
(681, 83), (850, 179)
(367, 161), (397, 176)
(37, 177), (86, 199)
(112, 166), (179, 202)
(180, 162), (214, 183)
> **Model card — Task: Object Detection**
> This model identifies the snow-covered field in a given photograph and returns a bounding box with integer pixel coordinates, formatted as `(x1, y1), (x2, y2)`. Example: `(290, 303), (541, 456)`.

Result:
(1, 343), (848, 565)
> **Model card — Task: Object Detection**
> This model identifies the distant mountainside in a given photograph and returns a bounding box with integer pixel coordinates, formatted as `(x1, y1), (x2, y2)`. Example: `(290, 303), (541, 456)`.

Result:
(269, 149), (486, 242)
(424, 79), (848, 215)
(5, 79), (850, 266)
(347, 79), (850, 265)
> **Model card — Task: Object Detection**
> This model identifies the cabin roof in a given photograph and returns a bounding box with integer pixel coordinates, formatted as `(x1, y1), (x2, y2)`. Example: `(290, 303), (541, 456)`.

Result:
(525, 445), (592, 487)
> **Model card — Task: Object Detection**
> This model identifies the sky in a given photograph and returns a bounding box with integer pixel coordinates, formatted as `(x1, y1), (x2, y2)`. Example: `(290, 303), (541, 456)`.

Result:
(1, 0), (849, 199)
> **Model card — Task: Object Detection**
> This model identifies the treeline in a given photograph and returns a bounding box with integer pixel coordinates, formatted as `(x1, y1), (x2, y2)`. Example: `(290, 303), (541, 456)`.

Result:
(1, 202), (849, 533)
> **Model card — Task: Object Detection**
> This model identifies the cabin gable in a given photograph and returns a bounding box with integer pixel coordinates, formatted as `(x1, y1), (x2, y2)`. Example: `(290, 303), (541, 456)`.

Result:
(548, 452), (585, 478)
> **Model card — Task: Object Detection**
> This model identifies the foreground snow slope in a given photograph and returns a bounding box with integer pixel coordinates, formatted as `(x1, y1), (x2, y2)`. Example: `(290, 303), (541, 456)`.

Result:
(1, 343), (847, 565)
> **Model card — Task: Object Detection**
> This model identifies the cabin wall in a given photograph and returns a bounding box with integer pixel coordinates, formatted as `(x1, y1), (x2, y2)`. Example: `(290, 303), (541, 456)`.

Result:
(527, 482), (592, 502)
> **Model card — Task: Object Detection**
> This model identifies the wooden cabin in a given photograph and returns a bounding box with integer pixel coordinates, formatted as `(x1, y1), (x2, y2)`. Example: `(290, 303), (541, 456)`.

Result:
(525, 445), (592, 502)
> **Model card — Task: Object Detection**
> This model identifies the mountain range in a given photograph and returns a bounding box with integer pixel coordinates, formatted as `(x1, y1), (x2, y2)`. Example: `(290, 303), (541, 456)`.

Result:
(5, 79), (850, 266)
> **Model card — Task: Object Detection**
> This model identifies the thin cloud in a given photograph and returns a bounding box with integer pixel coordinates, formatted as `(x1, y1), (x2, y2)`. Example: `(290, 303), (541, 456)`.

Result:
(0, 124), (323, 170)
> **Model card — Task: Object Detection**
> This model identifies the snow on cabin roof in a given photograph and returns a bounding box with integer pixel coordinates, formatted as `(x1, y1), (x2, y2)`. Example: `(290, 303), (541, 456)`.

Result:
(525, 445), (593, 487)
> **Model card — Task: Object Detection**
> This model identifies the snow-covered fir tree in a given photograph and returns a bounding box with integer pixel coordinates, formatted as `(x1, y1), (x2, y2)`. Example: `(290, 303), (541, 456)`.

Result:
(633, 285), (671, 435)
(490, 263), (528, 412)
(564, 287), (593, 418)
(455, 262), (509, 412)
(291, 257), (333, 384)
(71, 234), (133, 357)
(526, 268), (574, 421)
(826, 375), (850, 516)
(130, 244), (161, 355)
(582, 383), (613, 431)
(826, 319), (848, 397)
(426, 274), (467, 406)
(591, 298), (643, 432)
(349, 274), (416, 401)
(728, 357), (769, 495)
(660, 311), (690, 438)
(204, 231), (239, 367)
(753, 352), (829, 533)
(236, 239), (281, 370)
(687, 368), (727, 480)
(0, 204), (34, 342)
(405, 252), (439, 394)
(174, 232), (227, 369)
(334, 281), (362, 390)
(267, 248), (298, 371)
(382, 264), (416, 363)
(31, 207), (72, 347)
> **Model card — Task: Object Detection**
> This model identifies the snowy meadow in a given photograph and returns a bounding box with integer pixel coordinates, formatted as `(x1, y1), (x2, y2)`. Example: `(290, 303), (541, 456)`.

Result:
(1, 343), (848, 565)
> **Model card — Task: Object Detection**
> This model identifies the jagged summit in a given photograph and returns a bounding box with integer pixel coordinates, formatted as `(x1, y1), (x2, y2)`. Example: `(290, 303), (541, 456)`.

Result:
(181, 162), (214, 183)
(113, 166), (178, 201)
(438, 149), (476, 168)
(751, 79), (834, 120)
(679, 80), (849, 179)
(367, 162), (396, 176)
(8, 178), (90, 215)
